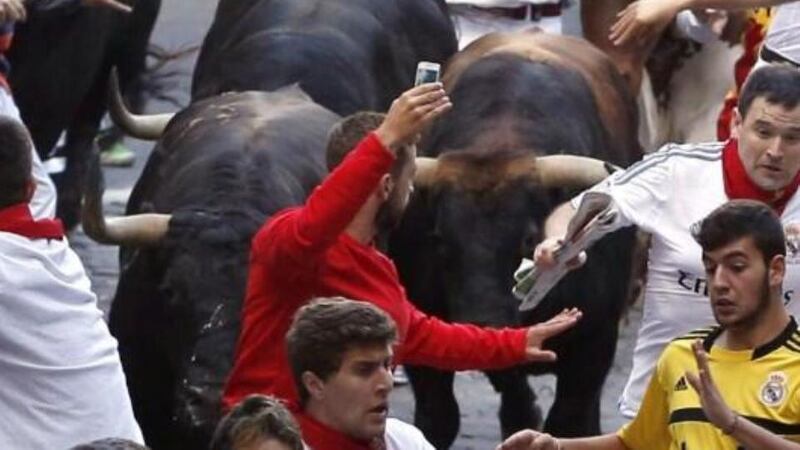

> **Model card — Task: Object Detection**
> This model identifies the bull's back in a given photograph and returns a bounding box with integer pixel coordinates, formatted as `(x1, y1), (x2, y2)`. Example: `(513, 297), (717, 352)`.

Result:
(441, 32), (640, 165)
(127, 89), (340, 216)
(191, 0), (456, 114)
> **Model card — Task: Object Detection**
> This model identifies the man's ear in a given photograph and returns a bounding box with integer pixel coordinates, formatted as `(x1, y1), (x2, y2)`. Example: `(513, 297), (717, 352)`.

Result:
(302, 371), (326, 401)
(378, 174), (394, 201)
(731, 107), (743, 140)
(769, 254), (786, 289)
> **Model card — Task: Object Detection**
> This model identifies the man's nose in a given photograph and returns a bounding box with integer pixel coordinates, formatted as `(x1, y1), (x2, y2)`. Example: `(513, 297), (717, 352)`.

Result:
(377, 367), (393, 393)
(709, 267), (730, 291)
(766, 137), (786, 160)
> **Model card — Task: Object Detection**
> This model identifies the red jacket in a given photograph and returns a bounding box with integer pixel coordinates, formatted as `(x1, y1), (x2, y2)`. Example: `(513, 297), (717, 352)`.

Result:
(222, 132), (528, 410)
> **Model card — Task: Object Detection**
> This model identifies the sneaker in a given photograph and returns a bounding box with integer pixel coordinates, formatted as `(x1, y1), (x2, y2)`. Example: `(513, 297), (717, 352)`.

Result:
(100, 142), (136, 167)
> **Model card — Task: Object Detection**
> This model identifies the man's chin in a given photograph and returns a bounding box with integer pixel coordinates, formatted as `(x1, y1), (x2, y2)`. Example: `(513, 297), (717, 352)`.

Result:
(354, 422), (386, 444)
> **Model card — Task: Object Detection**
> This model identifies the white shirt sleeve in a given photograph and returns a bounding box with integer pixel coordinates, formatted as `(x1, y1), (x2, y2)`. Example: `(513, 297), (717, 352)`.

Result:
(571, 143), (674, 234)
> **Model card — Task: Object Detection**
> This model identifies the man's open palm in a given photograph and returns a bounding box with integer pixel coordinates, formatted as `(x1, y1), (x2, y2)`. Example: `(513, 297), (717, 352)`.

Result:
(524, 308), (582, 362)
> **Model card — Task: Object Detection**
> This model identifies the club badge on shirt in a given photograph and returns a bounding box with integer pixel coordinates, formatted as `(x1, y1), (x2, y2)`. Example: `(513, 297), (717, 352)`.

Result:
(760, 371), (788, 407)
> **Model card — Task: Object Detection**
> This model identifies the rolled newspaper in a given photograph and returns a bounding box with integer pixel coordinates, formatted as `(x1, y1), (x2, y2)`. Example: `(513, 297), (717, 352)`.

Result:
(513, 192), (618, 311)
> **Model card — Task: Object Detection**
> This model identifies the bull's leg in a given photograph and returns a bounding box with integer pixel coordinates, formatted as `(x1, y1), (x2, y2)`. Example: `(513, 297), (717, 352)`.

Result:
(484, 368), (541, 438)
(406, 365), (459, 449)
(57, 49), (115, 229)
(57, 127), (97, 229)
(544, 325), (619, 437)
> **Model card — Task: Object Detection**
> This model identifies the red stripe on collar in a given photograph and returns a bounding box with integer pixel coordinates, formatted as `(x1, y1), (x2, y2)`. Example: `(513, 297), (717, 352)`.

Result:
(723, 139), (800, 214)
(0, 203), (64, 240)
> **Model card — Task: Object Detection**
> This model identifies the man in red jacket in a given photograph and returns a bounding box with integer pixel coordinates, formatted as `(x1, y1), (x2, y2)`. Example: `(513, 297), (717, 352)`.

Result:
(222, 82), (583, 410)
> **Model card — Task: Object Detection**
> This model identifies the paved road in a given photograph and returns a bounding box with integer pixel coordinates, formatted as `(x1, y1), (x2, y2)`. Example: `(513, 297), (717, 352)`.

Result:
(68, 1), (641, 448)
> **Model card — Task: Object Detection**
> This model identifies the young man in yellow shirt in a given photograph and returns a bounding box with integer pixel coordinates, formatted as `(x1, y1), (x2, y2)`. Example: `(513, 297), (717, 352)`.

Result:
(501, 200), (800, 450)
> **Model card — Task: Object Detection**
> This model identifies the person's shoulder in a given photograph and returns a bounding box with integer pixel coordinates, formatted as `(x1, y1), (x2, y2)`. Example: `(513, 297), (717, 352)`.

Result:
(664, 325), (719, 354)
(384, 418), (434, 449)
(610, 140), (723, 187)
(652, 141), (724, 163)
(252, 207), (302, 244)
(670, 325), (718, 344)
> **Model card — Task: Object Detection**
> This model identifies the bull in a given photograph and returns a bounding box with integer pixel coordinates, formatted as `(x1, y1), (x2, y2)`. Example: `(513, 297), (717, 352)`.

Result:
(8, 0), (161, 228)
(84, 85), (340, 449)
(191, 0), (457, 115)
(389, 31), (642, 448)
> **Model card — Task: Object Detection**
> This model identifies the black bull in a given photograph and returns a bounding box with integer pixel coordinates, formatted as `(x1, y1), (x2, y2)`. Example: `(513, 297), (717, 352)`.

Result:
(9, 0), (161, 228)
(100, 88), (340, 449)
(389, 32), (643, 448)
(191, 0), (456, 115)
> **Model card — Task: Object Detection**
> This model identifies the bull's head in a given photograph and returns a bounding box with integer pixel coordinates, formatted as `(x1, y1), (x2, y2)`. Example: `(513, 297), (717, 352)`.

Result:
(81, 150), (259, 447)
(391, 152), (615, 327)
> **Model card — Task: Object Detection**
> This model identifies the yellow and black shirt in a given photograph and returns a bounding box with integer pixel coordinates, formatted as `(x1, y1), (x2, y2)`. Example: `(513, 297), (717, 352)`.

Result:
(618, 318), (800, 450)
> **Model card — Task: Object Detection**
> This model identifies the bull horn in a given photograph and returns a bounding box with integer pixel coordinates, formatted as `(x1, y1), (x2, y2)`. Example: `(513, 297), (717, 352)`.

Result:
(108, 67), (174, 141)
(535, 155), (620, 189)
(414, 157), (439, 187)
(82, 150), (172, 246)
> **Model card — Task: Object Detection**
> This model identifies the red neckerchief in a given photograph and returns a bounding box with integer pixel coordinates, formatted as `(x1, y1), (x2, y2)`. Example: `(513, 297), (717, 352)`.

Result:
(0, 203), (64, 240)
(294, 410), (376, 450)
(723, 139), (800, 214)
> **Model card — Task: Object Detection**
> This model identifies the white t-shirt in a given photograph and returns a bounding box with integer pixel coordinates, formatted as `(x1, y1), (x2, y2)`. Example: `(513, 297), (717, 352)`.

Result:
(574, 141), (800, 417)
(0, 233), (143, 449)
(384, 418), (435, 450)
(764, 2), (800, 65)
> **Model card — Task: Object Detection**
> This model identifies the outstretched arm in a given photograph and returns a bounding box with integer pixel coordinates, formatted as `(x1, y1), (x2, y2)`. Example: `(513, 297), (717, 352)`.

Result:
(397, 306), (582, 370)
(254, 83), (451, 265)
(497, 429), (628, 450)
(609, 0), (793, 46)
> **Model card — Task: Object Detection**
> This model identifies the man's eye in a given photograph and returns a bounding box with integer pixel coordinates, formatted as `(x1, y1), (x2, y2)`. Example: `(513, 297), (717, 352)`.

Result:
(356, 364), (376, 376)
(731, 264), (746, 273)
(757, 128), (772, 139)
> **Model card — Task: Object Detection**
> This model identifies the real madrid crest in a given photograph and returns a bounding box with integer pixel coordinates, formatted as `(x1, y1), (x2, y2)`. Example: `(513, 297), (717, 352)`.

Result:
(760, 372), (788, 407)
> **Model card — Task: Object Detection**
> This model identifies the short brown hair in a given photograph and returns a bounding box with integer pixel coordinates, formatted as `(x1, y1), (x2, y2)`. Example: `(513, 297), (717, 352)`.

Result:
(210, 394), (303, 450)
(692, 199), (786, 265)
(325, 112), (411, 177)
(286, 297), (397, 407)
(0, 117), (34, 208)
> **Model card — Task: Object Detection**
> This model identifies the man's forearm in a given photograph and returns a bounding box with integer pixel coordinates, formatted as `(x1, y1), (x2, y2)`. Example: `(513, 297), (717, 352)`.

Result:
(543, 201), (577, 238)
(676, 0), (792, 10)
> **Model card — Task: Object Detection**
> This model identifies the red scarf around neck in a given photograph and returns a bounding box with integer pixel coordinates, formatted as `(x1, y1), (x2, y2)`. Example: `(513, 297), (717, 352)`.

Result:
(295, 410), (380, 450)
(0, 203), (64, 240)
(723, 139), (800, 214)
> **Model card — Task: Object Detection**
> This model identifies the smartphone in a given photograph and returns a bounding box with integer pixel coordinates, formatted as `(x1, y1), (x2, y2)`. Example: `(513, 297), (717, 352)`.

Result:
(414, 61), (441, 86)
